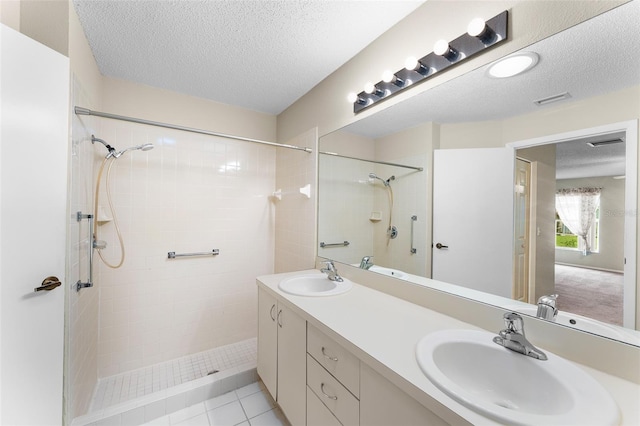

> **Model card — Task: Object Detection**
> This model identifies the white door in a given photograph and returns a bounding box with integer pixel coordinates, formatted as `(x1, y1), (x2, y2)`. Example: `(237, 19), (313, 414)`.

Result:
(432, 148), (514, 298)
(1, 24), (69, 424)
(513, 159), (531, 302)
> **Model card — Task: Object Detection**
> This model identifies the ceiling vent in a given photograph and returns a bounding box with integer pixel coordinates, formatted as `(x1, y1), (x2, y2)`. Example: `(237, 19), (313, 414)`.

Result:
(533, 92), (572, 106)
(587, 139), (624, 147)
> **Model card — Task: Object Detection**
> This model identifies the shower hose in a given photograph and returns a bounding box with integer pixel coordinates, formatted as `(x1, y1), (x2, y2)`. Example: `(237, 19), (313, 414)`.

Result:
(93, 156), (126, 268)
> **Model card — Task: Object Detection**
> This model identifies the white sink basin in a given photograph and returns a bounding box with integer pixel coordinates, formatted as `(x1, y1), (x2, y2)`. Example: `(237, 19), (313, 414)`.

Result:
(416, 329), (619, 425)
(278, 274), (352, 296)
(368, 265), (407, 279)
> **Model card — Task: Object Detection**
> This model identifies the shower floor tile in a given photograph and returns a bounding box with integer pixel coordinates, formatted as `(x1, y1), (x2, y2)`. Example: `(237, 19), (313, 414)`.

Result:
(91, 338), (257, 412)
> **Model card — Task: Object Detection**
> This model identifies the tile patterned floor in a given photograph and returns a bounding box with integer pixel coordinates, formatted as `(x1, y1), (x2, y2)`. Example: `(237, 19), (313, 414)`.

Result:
(92, 339), (257, 411)
(141, 382), (290, 426)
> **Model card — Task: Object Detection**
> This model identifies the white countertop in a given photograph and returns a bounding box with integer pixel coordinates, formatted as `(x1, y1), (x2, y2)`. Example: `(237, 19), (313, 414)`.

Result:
(257, 269), (640, 426)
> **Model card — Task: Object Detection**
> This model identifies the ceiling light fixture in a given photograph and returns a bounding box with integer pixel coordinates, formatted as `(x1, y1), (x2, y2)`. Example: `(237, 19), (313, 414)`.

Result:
(382, 70), (405, 87)
(433, 39), (459, 62)
(364, 82), (385, 97)
(467, 18), (497, 45)
(487, 52), (539, 78)
(404, 56), (431, 76)
(348, 11), (508, 113)
(347, 92), (366, 105)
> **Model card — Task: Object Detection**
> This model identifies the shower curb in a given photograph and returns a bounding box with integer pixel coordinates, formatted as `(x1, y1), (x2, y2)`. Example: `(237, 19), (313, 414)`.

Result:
(71, 363), (257, 426)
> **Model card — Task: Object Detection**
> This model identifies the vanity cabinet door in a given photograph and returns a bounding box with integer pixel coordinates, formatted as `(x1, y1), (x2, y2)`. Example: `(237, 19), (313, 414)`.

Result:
(360, 364), (449, 426)
(276, 303), (307, 426)
(257, 287), (307, 425)
(257, 288), (278, 398)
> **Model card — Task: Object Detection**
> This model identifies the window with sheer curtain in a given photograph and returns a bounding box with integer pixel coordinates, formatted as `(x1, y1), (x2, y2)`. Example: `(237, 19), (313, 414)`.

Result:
(555, 187), (601, 255)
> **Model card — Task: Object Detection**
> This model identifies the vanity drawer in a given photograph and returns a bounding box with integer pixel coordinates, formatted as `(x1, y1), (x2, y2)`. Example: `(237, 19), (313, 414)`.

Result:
(307, 324), (360, 397)
(307, 354), (359, 426)
(306, 386), (342, 426)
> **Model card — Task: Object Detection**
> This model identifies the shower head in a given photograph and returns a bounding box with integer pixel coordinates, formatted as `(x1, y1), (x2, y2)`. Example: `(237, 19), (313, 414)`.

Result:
(91, 135), (116, 156)
(111, 143), (155, 158)
(369, 173), (395, 187)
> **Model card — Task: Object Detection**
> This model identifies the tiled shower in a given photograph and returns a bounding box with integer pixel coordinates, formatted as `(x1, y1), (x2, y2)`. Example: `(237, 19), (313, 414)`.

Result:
(67, 80), (316, 424)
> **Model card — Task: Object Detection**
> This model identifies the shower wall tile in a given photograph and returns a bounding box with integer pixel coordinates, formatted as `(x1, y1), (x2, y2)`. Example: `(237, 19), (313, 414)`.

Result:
(95, 121), (275, 378)
(318, 155), (375, 265)
(275, 128), (318, 273)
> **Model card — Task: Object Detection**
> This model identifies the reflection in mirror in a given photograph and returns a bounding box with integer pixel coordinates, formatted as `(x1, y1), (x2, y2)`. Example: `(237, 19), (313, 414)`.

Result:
(318, 151), (426, 276)
(317, 2), (640, 346)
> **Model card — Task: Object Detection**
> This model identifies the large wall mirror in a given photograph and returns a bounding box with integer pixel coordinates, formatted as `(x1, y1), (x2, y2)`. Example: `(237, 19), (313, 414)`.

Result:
(318, 2), (640, 346)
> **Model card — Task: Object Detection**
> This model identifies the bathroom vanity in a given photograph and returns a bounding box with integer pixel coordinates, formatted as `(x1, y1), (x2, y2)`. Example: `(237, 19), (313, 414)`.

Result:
(256, 270), (640, 425)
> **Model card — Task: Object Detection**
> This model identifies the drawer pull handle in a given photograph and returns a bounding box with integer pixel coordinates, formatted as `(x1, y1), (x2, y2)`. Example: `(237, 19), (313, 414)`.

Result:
(320, 383), (338, 401)
(321, 347), (338, 362)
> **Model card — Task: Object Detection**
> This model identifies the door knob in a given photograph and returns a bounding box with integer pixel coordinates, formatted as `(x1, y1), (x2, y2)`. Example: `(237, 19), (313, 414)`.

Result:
(34, 276), (62, 292)
(435, 243), (449, 249)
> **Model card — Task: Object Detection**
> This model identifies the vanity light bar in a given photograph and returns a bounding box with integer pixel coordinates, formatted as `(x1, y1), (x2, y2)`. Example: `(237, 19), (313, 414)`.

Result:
(351, 10), (508, 114)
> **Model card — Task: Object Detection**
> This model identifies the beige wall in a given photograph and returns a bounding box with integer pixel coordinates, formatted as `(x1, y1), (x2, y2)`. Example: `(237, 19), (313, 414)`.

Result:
(1, 0), (68, 55)
(0, 0), (21, 31)
(101, 77), (276, 143)
(277, 1), (625, 143)
(275, 128), (318, 273)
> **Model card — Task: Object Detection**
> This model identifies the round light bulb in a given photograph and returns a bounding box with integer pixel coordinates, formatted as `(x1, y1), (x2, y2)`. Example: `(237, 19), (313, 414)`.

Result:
(364, 82), (375, 94)
(382, 70), (394, 83)
(404, 56), (418, 71)
(347, 92), (358, 103)
(433, 39), (450, 56)
(467, 18), (487, 37)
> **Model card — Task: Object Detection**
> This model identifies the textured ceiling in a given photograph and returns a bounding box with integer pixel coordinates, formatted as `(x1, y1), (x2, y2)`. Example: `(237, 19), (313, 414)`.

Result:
(342, 1), (639, 179)
(72, 0), (424, 115)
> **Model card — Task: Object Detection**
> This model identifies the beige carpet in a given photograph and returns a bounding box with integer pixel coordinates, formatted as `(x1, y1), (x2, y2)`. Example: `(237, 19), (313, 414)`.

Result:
(554, 264), (623, 326)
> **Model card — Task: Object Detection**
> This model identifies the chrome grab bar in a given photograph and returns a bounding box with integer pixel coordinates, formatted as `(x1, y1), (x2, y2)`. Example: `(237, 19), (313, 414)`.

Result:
(319, 241), (350, 248)
(168, 249), (220, 259)
(410, 215), (417, 254)
(76, 211), (94, 292)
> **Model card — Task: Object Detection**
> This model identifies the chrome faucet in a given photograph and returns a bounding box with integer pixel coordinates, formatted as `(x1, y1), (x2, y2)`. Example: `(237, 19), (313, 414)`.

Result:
(536, 294), (559, 321)
(321, 261), (343, 282)
(493, 312), (548, 360)
(359, 256), (374, 270)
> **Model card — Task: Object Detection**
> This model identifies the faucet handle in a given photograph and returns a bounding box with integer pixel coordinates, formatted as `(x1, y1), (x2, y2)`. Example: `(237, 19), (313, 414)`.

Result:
(536, 294), (559, 320)
(537, 294), (558, 308)
(503, 312), (524, 334)
(321, 260), (336, 270)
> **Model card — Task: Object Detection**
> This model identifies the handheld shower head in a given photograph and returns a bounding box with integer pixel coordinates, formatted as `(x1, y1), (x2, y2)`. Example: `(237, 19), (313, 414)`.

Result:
(112, 143), (155, 158)
(369, 172), (394, 187)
